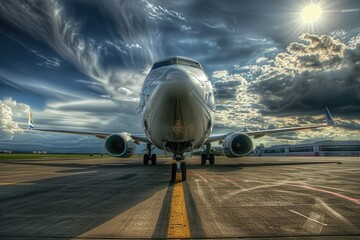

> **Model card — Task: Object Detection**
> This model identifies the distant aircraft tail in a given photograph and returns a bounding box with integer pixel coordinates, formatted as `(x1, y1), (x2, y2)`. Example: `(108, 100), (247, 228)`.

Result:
(325, 107), (335, 126)
(28, 111), (35, 129)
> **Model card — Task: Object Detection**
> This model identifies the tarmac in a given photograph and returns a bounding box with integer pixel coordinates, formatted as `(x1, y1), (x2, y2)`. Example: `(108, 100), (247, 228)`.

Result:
(0, 155), (359, 239)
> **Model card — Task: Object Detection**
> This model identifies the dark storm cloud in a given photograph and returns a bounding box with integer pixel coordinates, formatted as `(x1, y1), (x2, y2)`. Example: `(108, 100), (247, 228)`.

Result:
(250, 33), (360, 115)
(213, 80), (241, 99)
(143, 1), (286, 73)
(336, 119), (360, 131)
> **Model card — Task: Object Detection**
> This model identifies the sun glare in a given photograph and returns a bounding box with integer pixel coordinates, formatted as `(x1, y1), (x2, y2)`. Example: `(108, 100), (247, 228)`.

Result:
(301, 4), (322, 23)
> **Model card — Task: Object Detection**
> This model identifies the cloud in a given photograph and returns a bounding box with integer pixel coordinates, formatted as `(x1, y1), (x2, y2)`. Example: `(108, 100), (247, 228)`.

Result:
(1, 0), (359, 151)
(0, 1), (109, 92)
(99, 0), (189, 66)
(0, 0), (156, 102)
(0, 70), (86, 101)
(250, 33), (360, 115)
(31, 50), (62, 69)
(0, 98), (29, 140)
(0, 96), (141, 152)
(142, 0), (187, 22)
(212, 70), (245, 100)
(210, 32), (360, 146)
(341, 8), (360, 13)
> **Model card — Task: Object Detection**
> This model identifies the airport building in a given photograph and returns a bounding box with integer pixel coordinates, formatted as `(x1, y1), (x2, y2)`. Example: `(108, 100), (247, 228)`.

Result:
(254, 140), (360, 157)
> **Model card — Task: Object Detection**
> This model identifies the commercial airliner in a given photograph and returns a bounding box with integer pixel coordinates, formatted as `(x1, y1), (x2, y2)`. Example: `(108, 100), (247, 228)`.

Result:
(29, 56), (335, 181)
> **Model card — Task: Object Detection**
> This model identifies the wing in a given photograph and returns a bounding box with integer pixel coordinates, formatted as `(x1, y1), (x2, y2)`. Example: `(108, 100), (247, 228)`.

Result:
(28, 111), (151, 143)
(206, 107), (335, 143)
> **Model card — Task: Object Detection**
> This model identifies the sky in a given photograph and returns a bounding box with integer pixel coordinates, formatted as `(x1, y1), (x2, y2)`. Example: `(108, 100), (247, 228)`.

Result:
(0, 0), (359, 153)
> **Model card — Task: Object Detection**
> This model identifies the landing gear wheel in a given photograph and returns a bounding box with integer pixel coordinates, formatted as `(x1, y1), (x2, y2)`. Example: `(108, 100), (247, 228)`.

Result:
(143, 154), (149, 165)
(201, 154), (206, 165)
(151, 154), (157, 165)
(209, 154), (215, 165)
(180, 162), (186, 181)
(171, 163), (177, 182)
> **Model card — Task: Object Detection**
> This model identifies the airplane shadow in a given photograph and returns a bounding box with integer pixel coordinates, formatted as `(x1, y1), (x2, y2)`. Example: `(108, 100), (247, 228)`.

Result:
(187, 161), (342, 172)
(0, 160), (172, 238)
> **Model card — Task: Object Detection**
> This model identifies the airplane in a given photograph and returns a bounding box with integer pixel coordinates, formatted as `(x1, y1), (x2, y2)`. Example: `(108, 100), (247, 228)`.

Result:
(28, 56), (335, 181)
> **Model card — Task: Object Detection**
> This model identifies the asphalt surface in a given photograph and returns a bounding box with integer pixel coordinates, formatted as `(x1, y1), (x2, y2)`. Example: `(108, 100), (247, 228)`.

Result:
(0, 156), (359, 239)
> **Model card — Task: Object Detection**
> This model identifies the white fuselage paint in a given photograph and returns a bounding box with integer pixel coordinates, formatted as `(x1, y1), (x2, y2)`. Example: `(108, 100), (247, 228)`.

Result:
(138, 57), (215, 155)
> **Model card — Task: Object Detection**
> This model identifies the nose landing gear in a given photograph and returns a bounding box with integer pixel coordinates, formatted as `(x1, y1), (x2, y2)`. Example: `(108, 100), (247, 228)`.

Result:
(171, 162), (186, 181)
(171, 155), (186, 181)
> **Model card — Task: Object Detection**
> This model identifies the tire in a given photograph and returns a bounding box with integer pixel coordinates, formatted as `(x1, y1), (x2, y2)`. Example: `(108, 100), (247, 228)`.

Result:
(143, 154), (149, 165)
(209, 154), (215, 165)
(151, 154), (157, 165)
(201, 154), (206, 165)
(180, 162), (186, 181)
(171, 163), (177, 182)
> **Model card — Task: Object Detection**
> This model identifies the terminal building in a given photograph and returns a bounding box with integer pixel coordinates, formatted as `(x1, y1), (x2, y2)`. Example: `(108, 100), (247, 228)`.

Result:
(253, 140), (360, 157)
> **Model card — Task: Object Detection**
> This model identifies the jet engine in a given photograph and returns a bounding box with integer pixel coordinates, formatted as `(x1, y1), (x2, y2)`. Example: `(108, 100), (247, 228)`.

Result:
(104, 133), (135, 157)
(222, 133), (253, 157)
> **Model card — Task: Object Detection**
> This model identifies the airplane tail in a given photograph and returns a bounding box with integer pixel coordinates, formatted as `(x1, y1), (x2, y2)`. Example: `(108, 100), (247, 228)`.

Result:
(325, 107), (335, 126)
(28, 111), (35, 129)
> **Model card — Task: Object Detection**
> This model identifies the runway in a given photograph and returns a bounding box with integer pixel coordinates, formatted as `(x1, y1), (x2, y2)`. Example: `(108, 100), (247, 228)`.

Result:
(0, 156), (359, 239)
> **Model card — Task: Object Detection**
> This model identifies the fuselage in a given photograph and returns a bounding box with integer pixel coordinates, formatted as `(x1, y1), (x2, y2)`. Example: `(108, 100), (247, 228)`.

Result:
(138, 56), (215, 155)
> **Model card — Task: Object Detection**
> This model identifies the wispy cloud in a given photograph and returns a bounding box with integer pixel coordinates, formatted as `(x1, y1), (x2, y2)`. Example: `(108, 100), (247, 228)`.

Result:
(341, 8), (360, 13)
(31, 50), (62, 69)
(0, 0), (153, 102)
(0, 70), (85, 101)
(142, 0), (187, 21)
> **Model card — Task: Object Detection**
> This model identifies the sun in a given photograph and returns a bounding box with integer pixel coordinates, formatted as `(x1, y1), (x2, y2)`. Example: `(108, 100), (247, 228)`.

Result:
(301, 4), (322, 23)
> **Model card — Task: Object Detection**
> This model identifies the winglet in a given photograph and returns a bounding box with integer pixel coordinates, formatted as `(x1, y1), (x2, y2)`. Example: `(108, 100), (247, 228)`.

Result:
(28, 111), (35, 129)
(325, 107), (335, 126)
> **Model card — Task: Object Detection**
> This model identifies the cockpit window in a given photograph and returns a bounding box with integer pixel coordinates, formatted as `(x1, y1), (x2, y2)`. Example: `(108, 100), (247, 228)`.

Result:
(152, 59), (177, 70)
(151, 57), (202, 70)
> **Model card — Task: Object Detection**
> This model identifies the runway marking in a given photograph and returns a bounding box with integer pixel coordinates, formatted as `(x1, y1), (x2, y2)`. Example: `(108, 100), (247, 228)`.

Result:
(167, 173), (191, 239)
(289, 209), (328, 226)
(317, 198), (355, 227)
(287, 184), (360, 206)
(221, 183), (283, 202)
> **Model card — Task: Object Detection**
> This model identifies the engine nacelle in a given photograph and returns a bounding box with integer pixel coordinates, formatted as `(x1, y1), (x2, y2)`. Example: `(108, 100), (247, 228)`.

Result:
(104, 133), (135, 157)
(222, 133), (253, 158)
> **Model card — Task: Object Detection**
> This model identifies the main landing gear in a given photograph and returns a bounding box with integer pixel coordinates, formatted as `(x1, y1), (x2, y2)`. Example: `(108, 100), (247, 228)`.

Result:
(143, 143), (157, 165)
(171, 155), (186, 182)
(201, 143), (215, 165)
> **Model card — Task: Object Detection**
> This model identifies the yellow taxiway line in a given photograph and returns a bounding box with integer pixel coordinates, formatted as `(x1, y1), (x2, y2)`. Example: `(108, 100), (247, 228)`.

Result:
(167, 173), (191, 238)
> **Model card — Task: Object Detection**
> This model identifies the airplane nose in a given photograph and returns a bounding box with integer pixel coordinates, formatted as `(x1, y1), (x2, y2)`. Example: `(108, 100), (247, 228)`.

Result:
(163, 68), (196, 90)
(158, 70), (196, 126)
(147, 68), (208, 142)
